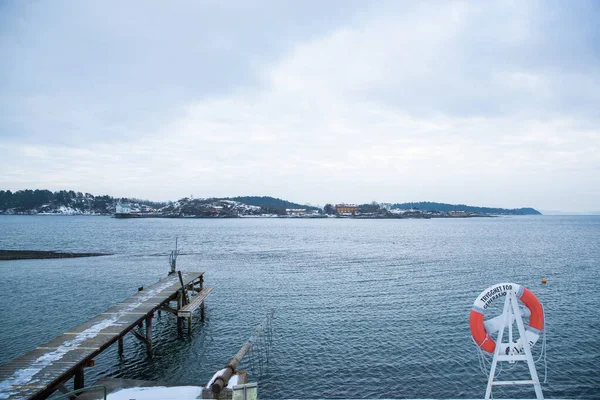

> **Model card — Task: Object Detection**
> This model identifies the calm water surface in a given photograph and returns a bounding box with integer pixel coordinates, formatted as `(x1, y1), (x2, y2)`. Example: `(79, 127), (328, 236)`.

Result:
(0, 216), (599, 399)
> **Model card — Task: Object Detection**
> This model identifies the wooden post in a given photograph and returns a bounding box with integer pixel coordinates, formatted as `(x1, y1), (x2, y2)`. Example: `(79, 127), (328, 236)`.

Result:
(118, 337), (123, 356)
(201, 301), (205, 321)
(137, 285), (144, 329)
(74, 367), (84, 390)
(188, 317), (192, 334)
(178, 271), (189, 305)
(145, 314), (153, 357)
(177, 292), (183, 333)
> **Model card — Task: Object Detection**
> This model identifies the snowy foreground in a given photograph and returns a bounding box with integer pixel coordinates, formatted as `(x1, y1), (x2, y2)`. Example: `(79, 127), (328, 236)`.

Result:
(103, 387), (567, 400)
(105, 386), (202, 400)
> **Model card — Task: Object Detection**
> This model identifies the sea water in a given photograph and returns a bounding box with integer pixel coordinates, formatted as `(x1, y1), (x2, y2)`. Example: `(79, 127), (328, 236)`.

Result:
(0, 215), (598, 399)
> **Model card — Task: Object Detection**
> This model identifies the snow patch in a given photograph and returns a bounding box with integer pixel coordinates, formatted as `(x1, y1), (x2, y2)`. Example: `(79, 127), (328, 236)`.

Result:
(206, 368), (228, 388)
(106, 386), (203, 400)
(205, 369), (241, 390)
(227, 375), (240, 388)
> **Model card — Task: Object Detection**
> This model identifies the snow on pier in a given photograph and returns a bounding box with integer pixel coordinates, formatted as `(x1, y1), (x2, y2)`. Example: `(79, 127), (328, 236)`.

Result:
(0, 271), (210, 400)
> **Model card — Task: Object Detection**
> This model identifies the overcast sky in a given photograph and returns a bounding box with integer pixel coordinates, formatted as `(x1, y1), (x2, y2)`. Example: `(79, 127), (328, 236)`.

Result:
(1, 1), (599, 211)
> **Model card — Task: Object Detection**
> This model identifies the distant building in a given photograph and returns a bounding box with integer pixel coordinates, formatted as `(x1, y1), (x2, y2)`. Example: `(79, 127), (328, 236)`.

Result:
(449, 211), (469, 217)
(335, 204), (358, 214)
(115, 203), (132, 214)
(286, 208), (306, 216)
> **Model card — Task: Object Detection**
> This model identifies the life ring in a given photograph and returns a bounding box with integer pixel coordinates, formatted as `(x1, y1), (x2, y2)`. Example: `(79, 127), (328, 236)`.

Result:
(469, 283), (544, 354)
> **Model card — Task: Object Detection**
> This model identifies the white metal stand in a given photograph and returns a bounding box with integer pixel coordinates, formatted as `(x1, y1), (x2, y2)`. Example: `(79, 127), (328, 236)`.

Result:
(484, 290), (544, 400)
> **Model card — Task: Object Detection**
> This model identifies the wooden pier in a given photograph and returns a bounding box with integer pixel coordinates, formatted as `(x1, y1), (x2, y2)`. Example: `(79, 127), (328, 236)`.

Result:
(0, 271), (212, 400)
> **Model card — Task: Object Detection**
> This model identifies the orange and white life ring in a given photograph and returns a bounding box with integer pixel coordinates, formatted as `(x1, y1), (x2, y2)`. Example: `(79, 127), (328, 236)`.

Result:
(469, 283), (544, 354)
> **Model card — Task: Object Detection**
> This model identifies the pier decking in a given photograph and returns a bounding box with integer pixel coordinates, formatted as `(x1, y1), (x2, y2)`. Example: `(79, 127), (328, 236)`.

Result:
(0, 271), (212, 400)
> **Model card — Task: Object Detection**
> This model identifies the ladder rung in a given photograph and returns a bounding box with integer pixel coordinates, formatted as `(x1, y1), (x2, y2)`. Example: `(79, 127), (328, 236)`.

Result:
(496, 354), (527, 361)
(492, 380), (538, 386)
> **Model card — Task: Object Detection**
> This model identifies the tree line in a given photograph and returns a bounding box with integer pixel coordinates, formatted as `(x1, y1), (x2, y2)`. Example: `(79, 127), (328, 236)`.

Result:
(391, 202), (541, 215)
(0, 189), (165, 214)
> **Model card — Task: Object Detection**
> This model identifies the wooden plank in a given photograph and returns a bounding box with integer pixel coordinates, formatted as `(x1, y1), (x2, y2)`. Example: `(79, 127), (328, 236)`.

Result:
(130, 330), (149, 345)
(178, 287), (214, 318)
(116, 295), (175, 305)
(159, 305), (178, 315)
(103, 302), (168, 314)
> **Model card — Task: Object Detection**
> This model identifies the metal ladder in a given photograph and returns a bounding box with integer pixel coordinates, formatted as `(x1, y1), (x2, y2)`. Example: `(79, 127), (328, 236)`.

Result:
(485, 290), (544, 400)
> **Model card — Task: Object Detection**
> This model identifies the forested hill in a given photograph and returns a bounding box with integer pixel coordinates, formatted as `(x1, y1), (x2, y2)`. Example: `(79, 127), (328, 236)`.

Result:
(0, 189), (165, 214)
(225, 196), (319, 211)
(0, 190), (318, 215)
(392, 202), (541, 215)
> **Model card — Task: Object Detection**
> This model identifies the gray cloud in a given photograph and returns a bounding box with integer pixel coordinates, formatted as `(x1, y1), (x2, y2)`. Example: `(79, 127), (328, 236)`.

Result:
(1, 0), (599, 211)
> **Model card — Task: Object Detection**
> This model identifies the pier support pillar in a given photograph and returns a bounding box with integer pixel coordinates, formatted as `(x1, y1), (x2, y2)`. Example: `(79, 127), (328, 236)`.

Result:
(118, 337), (123, 356)
(177, 293), (183, 333)
(145, 314), (153, 357)
(74, 367), (84, 390)
(201, 301), (205, 321)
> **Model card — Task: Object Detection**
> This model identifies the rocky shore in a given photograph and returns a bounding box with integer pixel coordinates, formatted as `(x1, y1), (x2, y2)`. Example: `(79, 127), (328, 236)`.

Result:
(0, 250), (111, 261)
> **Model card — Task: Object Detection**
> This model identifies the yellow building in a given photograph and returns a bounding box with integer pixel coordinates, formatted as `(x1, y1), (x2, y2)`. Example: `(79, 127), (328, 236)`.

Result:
(335, 204), (358, 214)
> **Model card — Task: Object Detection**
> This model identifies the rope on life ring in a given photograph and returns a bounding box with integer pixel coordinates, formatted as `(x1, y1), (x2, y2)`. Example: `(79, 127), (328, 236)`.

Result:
(469, 282), (544, 354)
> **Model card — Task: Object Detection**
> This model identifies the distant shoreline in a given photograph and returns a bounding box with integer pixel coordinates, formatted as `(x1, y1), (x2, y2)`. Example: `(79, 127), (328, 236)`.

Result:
(0, 250), (112, 261)
(0, 213), (501, 219)
(0, 190), (542, 216)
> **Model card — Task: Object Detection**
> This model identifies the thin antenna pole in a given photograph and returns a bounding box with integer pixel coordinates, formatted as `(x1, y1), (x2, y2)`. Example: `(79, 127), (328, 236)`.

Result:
(169, 237), (179, 275)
